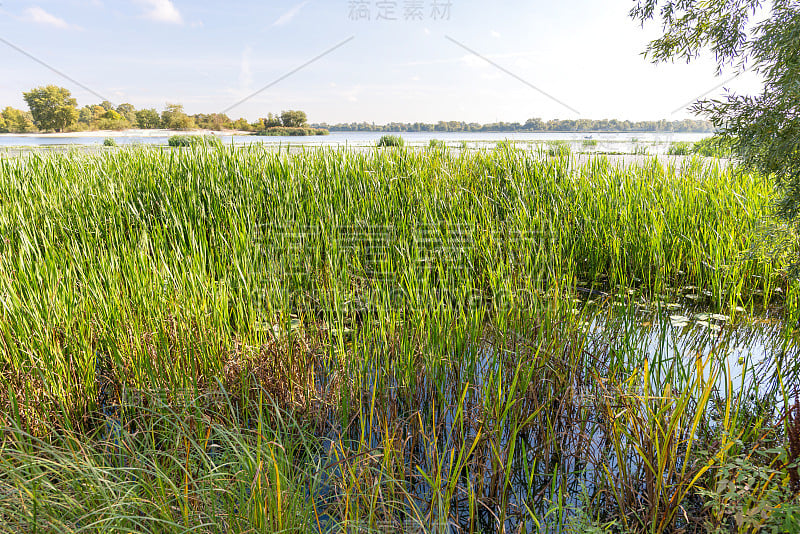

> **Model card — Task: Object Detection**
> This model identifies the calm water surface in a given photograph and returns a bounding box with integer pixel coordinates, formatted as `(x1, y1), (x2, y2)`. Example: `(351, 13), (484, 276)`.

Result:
(0, 131), (711, 153)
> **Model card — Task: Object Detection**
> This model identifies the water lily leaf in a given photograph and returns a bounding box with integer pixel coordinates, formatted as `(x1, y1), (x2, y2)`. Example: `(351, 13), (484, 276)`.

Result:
(669, 315), (691, 328)
(696, 321), (721, 332)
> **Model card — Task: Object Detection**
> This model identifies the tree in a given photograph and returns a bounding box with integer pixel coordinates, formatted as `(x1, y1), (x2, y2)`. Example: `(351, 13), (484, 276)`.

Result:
(631, 1), (800, 228)
(263, 113), (282, 128)
(193, 113), (231, 131)
(91, 105), (106, 122)
(280, 110), (307, 128)
(95, 109), (129, 131)
(135, 108), (160, 129)
(2, 106), (37, 133)
(116, 103), (137, 123)
(231, 118), (251, 131)
(0, 115), (7, 133)
(78, 105), (95, 125)
(23, 85), (79, 132)
(524, 118), (545, 131)
(161, 103), (195, 130)
(103, 110), (123, 121)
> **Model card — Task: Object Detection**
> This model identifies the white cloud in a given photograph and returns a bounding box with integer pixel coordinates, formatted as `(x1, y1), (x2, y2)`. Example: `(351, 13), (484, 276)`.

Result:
(273, 1), (309, 27)
(24, 7), (75, 29)
(136, 0), (183, 25)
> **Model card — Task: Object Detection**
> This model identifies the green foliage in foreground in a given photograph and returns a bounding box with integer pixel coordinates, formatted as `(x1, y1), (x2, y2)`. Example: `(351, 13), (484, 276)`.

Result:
(168, 134), (223, 148)
(632, 1), (800, 233)
(693, 135), (734, 158)
(0, 146), (798, 532)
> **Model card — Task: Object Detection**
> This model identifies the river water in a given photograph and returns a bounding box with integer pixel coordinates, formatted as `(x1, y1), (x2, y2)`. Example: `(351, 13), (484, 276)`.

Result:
(0, 130), (711, 153)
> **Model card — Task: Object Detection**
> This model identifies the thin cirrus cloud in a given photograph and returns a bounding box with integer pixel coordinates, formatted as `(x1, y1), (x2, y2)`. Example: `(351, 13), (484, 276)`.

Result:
(272, 1), (309, 27)
(24, 6), (77, 29)
(136, 0), (184, 25)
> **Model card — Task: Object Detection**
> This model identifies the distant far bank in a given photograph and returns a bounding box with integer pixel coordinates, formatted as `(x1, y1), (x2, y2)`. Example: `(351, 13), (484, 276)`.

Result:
(0, 128), (253, 138)
(313, 118), (714, 134)
(0, 126), (711, 139)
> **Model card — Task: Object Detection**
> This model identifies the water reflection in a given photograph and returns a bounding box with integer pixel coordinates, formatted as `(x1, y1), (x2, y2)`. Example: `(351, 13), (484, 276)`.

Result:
(302, 305), (794, 532)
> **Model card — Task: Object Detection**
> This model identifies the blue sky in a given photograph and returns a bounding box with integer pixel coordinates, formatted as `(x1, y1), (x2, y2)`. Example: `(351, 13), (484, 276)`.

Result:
(0, 0), (762, 124)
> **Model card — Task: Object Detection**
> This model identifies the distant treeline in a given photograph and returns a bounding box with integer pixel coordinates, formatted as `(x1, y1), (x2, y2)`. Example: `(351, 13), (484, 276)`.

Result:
(0, 85), (317, 134)
(1, 85), (714, 135)
(312, 118), (714, 133)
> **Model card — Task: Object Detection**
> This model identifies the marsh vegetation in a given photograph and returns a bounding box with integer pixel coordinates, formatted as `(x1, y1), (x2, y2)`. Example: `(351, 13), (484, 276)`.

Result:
(0, 145), (798, 532)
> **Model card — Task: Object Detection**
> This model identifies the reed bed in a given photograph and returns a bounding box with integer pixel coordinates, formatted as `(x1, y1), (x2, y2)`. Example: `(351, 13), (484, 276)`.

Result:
(0, 145), (798, 532)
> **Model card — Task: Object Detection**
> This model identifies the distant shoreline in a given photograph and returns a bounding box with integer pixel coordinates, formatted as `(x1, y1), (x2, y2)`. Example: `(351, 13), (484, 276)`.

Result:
(0, 128), (716, 138)
(0, 128), (254, 138)
(319, 129), (715, 134)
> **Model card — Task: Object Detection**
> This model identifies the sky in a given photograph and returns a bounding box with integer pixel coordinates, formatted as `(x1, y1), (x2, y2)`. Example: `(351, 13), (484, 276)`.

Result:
(0, 0), (764, 124)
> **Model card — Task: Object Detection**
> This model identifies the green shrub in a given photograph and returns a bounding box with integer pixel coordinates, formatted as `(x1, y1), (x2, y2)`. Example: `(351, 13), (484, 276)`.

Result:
(103, 137), (118, 147)
(255, 127), (328, 137)
(668, 141), (693, 155)
(582, 139), (598, 147)
(697, 439), (800, 533)
(168, 135), (222, 148)
(377, 135), (404, 148)
(428, 139), (446, 149)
